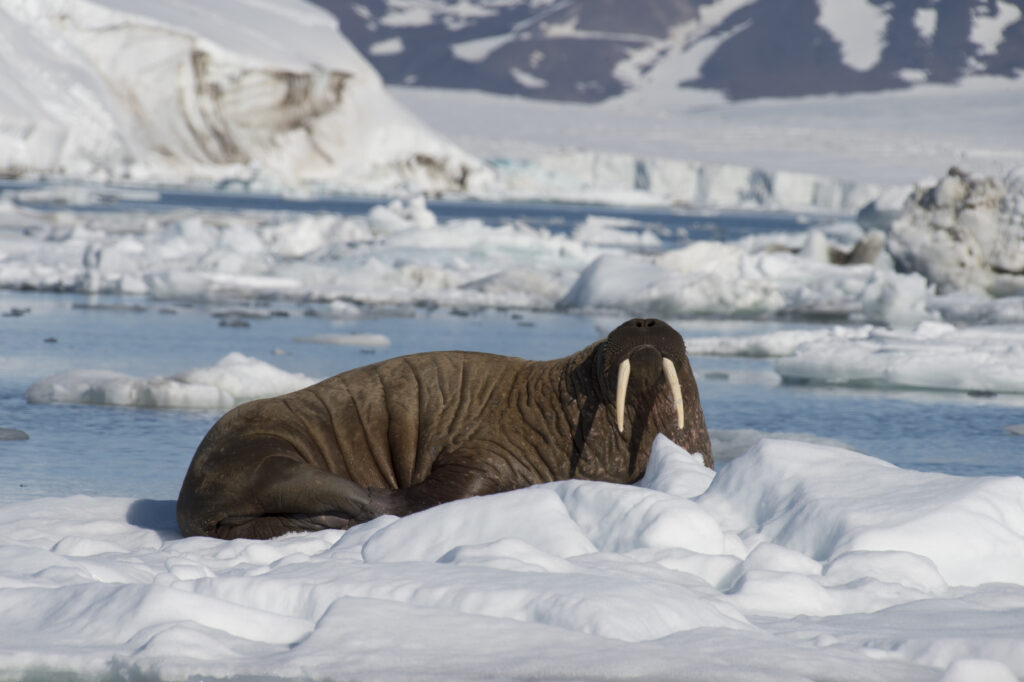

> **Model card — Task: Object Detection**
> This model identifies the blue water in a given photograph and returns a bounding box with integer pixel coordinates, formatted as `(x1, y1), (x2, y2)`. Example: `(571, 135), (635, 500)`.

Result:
(2, 289), (1021, 506)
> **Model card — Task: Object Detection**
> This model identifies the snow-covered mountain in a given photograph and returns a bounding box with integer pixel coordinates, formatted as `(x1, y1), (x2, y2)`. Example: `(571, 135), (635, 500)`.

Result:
(317, 0), (1024, 102)
(0, 0), (486, 192)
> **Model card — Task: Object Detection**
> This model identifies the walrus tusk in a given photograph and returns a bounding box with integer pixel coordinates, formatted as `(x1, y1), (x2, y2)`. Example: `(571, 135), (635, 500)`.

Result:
(616, 358), (630, 433)
(662, 357), (685, 431)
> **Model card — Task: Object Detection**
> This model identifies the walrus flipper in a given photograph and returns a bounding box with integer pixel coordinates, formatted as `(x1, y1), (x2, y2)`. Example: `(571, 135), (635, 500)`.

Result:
(367, 449), (513, 518)
(179, 451), (377, 540)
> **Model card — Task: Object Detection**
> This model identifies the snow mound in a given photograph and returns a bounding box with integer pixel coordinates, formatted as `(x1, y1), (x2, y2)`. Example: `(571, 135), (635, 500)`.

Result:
(25, 352), (316, 409)
(881, 167), (1024, 295)
(0, 0), (485, 193)
(0, 437), (1023, 679)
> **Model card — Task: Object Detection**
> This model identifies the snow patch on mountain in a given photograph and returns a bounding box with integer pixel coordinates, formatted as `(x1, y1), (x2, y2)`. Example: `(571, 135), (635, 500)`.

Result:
(816, 0), (888, 72)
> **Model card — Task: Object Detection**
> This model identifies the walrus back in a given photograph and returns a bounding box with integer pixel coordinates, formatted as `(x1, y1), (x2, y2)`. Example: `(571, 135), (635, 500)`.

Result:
(177, 350), (529, 538)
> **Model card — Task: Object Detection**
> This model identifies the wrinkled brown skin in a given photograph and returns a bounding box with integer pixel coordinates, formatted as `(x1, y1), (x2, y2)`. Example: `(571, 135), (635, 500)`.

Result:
(177, 318), (712, 539)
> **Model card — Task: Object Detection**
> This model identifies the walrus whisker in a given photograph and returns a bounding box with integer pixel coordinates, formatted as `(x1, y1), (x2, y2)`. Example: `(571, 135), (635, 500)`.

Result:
(662, 357), (685, 432)
(616, 358), (630, 433)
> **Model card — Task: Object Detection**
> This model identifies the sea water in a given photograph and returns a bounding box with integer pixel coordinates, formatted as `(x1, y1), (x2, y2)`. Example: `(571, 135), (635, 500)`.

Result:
(2, 287), (1020, 506)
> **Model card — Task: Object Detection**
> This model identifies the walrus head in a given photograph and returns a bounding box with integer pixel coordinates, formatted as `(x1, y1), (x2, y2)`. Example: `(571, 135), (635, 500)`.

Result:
(567, 317), (711, 476)
(602, 318), (688, 435)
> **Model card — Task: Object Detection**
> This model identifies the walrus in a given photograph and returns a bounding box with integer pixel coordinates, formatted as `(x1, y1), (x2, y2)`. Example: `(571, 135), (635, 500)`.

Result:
(177, 318), (711, 540)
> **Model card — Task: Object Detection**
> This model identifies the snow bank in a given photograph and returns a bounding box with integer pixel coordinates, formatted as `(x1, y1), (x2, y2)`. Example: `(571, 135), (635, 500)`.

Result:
(0, 437), (1022, 680)
(689, 321), (1024, 394)
(873, 167), (1024, 295)
(25, 352), (315, 409)
(0, 0), (485, 193)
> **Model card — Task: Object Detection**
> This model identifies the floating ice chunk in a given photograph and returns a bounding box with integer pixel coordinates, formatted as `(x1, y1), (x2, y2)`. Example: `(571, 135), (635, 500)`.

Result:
(0, 427), (29, 440)
(688, 326), (872, 357)
(571, 215), (663, 248)
(560, 240), (929, 324)
(774, 322), (1024, 393)
(883, 167), (1024, 295)
(368, 195), (438, 233)
(25, 352), (315, 409)
(293, 333), (391, 348)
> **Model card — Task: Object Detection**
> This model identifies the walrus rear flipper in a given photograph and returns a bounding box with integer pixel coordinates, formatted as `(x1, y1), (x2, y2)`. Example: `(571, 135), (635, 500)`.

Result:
(178, 445), (376, 540)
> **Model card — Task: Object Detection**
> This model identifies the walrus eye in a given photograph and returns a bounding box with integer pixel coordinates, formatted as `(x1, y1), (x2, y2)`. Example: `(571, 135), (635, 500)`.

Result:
(615, 356), (686, 433)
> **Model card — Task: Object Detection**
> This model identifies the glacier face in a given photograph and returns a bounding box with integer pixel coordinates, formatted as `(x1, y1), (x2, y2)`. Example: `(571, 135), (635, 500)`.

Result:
(0, 0), (486, 193)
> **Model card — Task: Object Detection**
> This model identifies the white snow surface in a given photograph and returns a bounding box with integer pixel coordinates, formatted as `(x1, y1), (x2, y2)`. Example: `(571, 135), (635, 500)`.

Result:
(1, 436), (1022, 680)
(689, 321), (1024, 394)
(0, 0), (484, 193)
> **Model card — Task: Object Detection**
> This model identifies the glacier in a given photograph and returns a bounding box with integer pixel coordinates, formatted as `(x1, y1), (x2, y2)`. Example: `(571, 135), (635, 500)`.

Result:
(0, 0), (486, 193)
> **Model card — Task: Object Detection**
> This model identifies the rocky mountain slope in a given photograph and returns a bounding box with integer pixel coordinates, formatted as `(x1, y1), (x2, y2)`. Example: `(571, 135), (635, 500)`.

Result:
(316, 0), (1024, 102)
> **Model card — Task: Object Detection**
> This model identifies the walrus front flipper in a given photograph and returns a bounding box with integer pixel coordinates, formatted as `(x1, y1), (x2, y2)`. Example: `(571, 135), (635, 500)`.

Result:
(366, 450), (515, 518)
(178, 448), (376, 540)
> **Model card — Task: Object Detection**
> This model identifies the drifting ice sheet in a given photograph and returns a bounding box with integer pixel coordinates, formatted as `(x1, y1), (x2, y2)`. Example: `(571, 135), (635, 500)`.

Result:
(690, 322), (1024, 394)
(0, 437), (1021, 680)
(25, 352), (316, 409)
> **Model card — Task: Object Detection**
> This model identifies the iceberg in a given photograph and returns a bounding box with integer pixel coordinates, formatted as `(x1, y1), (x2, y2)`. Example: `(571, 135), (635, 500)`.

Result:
(875, 167), (1024, 295)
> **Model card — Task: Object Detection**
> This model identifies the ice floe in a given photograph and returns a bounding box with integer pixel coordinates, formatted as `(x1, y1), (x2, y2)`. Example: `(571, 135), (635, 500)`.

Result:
(0, 436), (1021, 680)
(559, 237), (932, 326)
(689, 321), (1024, 394)
(25, 352), (315, 410)
(294, 333), (392, 348)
